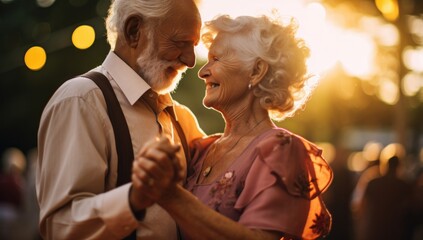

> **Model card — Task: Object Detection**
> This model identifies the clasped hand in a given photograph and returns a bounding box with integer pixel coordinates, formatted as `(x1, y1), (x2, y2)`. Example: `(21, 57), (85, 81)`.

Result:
(130, 135), (182, 211)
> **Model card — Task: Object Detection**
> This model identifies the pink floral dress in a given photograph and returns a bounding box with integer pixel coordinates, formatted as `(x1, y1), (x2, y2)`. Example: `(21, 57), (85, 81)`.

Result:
(185, 128), (333, 239)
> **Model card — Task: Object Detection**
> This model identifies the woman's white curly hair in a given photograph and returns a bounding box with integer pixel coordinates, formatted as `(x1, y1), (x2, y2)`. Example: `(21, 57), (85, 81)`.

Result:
(202, 15), (316, 121)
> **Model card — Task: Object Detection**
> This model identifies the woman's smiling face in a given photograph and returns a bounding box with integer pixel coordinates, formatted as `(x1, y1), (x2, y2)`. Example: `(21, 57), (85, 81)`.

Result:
(198, 33), (251, 111)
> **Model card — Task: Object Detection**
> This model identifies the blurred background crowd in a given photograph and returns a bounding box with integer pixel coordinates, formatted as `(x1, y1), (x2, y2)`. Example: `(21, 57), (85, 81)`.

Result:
(1, 0), (422, 239)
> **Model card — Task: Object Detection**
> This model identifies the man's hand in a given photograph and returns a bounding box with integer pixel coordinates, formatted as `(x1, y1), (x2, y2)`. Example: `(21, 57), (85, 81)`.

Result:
(130, 135), (181, 211)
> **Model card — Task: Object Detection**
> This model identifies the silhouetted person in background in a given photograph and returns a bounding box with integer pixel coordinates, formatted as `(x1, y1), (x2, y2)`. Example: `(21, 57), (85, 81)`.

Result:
(408, 167), (423, 240)
(356, 156), (412, 240)
(24, 148), (42, 240)
(324, 147), (355, 240)
(0, 147), (26, 240)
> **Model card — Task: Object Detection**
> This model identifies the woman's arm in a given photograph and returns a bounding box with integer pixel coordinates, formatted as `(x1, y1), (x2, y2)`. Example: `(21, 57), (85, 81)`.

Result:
(158, 184), (282, 240)
(131, 136), (283, 240)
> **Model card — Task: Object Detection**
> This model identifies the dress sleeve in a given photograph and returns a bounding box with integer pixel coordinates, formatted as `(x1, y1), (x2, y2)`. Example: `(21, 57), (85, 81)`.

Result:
(235, 130), (333, 239)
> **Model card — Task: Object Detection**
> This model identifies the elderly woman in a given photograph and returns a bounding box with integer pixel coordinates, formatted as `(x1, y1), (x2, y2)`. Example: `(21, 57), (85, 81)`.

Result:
(132, 15), (333, 240)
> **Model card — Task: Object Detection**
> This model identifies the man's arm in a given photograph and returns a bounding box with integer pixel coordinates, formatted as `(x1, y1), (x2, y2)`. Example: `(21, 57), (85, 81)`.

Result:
(37, 81), (139, 239)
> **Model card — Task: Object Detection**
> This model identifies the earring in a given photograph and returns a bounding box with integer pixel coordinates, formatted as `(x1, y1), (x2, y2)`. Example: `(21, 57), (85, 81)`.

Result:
(248, 83), (252, 90)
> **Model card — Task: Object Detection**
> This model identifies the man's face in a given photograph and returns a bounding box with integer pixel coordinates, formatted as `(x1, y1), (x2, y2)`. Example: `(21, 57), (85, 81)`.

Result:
(137, 3), (201, 94)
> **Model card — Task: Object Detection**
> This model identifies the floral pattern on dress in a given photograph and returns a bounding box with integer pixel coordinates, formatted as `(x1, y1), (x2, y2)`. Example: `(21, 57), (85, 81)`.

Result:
(294, 173), (313, 198)
(276, 131), (292, 146)
(310, 210), (331, 237)
(209, 171), (236, 210)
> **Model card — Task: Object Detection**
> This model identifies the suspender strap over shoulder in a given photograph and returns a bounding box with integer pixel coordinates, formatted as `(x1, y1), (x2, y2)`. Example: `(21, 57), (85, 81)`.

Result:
(165, 108), (191, 164)
(81, 71), (134, 187)
(82, 71), (136, 240)
(81, 71), (188, 240)
(81, 71), (191, 181)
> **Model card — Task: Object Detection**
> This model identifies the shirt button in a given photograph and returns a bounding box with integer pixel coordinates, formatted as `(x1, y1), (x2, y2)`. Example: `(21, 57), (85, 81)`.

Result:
(149, 93), (153, 98)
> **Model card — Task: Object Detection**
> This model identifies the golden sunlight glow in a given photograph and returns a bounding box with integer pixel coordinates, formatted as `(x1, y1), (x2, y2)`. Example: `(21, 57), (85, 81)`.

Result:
(297, 4), (340, 74)
(338, 32), (376, 79)
(198, 1), (379, 79)
(24, 46), (46, 71)
(72, 25), (95, 50)
(375, 0), (399, 22)
(198, 0), (304, 22)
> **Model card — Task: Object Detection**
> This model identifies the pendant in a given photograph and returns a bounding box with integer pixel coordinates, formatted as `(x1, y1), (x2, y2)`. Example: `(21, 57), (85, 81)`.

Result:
(203, 166), (212, 177)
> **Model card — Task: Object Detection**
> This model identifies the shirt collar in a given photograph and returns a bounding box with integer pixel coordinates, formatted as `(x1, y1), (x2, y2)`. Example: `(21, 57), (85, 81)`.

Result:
(102, 51), (175, 112)
(142, 89), (175, 114)
(102, 51), (150, 105)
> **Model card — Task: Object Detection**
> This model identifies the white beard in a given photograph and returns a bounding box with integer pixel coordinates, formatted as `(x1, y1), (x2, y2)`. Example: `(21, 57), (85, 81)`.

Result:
(136, 40), (186, 94)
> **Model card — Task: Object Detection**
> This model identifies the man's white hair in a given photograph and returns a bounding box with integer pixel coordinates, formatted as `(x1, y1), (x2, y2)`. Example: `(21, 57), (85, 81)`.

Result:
(105, 0), (173, 49)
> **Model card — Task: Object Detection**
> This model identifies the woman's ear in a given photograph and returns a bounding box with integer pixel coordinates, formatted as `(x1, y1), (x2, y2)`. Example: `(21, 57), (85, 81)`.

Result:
(124, 15), (144, 48)
(250, 58), (269, 86)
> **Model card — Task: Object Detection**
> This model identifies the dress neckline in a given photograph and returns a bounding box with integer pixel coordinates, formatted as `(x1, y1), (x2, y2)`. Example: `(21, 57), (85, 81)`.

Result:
(194, 128), (280, 186)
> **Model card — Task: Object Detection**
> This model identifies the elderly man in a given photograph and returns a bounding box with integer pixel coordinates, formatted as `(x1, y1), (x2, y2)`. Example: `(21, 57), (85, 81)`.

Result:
(36, 0), (204, 239)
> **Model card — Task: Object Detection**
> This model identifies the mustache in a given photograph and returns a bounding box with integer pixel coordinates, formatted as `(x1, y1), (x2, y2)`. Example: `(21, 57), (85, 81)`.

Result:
(171, 63), (187, 72)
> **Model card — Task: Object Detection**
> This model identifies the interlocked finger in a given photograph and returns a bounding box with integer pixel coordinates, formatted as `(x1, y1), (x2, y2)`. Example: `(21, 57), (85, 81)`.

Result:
(147, 177), (155, 187)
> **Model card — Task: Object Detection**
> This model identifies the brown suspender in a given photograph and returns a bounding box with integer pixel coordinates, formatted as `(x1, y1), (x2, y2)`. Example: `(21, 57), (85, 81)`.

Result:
(165, 108), (191, 164)
(81, 71), (189, 240)
(82, 71), (134, 187)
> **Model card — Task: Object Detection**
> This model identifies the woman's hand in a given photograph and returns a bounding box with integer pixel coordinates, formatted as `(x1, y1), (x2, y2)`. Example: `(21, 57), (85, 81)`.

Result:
(130, 135), (181, 211)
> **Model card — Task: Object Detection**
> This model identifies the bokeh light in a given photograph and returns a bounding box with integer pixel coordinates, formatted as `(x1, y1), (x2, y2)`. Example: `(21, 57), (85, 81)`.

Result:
(380, 143), (406, 161)
(376, 23), (399, 47)
(402, 46), (423, 72)
(375, 0), (399, 22)
(379, 143), (405, 174)
(37, 0), (56, 8)
(378, 78), (399, 105)
(408, 15), (423, 45)
(316, 142), (336, 164)
(24, 46), (47, 71)
(72, 25), (95, 50)
(362, 141), (383, 162)
(2, 147), (27, 173)
(402, 72), (423, 96)
(348, 151), (368, 172)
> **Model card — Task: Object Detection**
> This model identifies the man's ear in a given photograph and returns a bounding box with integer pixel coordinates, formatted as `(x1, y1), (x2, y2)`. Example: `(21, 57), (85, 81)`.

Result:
(124, 15), (144, 48)
(250, 58), (269, 85)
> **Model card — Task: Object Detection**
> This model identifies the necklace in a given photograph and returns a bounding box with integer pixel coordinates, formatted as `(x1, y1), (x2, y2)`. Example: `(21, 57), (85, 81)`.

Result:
(201, 117), (268, 178)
